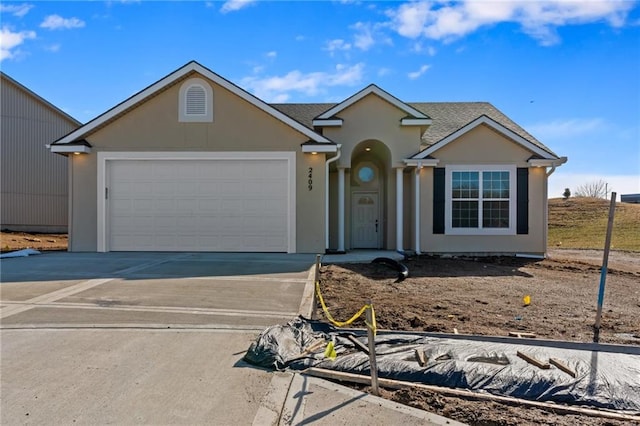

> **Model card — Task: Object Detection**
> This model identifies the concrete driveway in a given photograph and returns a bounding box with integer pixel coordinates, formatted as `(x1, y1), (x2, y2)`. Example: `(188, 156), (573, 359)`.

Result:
(0, 251), (316, 425)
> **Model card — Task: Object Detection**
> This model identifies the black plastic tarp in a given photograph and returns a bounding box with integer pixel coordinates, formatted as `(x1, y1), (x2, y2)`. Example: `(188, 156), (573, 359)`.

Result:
(244, 317), (640, 413)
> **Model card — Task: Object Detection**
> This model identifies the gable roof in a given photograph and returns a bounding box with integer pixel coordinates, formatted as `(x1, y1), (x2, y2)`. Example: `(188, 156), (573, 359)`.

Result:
(1, 71), (81, 127)
(312, 84), (431, 126)
(272, 101), (559, 159)
(51, 61), (332, 145)
(411, 115), (558, 160)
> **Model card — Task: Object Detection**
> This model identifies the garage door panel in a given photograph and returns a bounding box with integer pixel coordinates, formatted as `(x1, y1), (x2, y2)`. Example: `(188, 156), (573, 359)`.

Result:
(108, 158), (290, 252)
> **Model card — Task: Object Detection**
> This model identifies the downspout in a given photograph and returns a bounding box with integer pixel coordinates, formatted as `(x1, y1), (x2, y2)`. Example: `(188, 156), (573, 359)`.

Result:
(325, 145), (342, 251)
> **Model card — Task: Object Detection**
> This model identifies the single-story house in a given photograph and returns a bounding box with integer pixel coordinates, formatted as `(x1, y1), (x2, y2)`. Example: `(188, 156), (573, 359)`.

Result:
(49, 61), (566, 255)
(1, 72), (80, 233)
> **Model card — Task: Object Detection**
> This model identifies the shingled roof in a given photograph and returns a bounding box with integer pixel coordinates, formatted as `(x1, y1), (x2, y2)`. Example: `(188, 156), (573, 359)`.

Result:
(271, 101), (558, 157)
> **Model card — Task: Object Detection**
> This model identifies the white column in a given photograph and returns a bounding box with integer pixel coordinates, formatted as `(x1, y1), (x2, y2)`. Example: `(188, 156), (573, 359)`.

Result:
(414, 166), (421, 254)
(338, 167), (346, 252)
(396, 167), (404, 251)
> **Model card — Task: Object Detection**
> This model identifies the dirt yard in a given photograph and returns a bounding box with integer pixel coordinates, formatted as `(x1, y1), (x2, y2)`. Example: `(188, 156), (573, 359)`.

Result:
(317, 251), (640, 426)
(0, 231), (68, 253)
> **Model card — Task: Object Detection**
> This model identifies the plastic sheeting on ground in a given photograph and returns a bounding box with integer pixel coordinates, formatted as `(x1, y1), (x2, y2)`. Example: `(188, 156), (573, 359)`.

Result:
(244, 317), (640, 413)
(0, 248), (41, 259)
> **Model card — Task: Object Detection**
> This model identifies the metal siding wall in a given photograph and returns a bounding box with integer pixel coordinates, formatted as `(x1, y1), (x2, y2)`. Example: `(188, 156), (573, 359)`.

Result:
(1, 77), (78, 232)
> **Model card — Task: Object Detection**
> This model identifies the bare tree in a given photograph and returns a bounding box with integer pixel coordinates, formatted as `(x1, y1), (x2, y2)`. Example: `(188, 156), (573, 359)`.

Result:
(574, 179), (609, 198)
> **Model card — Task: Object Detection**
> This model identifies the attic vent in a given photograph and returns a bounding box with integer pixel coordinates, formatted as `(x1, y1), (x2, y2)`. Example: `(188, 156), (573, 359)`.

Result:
(178, 77), (213, 122)
(186, 85), (206, 115)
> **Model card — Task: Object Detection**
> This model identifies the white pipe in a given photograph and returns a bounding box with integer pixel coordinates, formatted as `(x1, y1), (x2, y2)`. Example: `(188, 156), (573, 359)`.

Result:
(325, 145), (342, 250)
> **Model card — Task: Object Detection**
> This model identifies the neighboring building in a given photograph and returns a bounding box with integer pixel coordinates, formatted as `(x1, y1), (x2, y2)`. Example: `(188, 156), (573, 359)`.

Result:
(49, 61), (566, 255)
(1, 72), (80, 233)
(621, 194), (640, 203)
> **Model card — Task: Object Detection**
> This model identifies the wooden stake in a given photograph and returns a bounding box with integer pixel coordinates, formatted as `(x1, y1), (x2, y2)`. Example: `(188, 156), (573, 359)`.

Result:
(549, 358), (576, 378)
(346, 335), (369, 354)
(517, 351), (550, 369)
(302, 367), (640, 422)
(365, 303), (379, 396)
(414, 348), (427, 367)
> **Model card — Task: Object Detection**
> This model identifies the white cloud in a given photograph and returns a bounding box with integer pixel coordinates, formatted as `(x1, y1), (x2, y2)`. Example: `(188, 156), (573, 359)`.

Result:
(40, 15), (85, 30)
(266, 50), (277, 58)
(377, 67), (392, 77)
(241, 63), (365, 102)
(220, 0), (256, 14)
(352, 21), (377, 50)
(387, 1), (635, 46)
(527, 118), (606, 140)
(0, 3), (34, 18)
(549, 173), (640, 201)
(407, 64), (431, 80)
(0, 26), (36, 61)
(44, 43), (61, 53)
(411, 42), (436, 56)
(324, 39), (352, 55)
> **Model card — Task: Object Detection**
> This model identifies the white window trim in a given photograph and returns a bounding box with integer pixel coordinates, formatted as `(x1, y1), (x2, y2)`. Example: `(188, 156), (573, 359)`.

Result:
(97, 151), (296, 253)
(445, 164), (516, 236)
(179, 77), (213, 122)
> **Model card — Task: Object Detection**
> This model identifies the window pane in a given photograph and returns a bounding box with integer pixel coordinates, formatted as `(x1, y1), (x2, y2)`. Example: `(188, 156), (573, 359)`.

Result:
(453, 201), (478, 228)
(452, 171), (478, 199)
(483, 171), (509, 199)
(483, 201), (509, 228)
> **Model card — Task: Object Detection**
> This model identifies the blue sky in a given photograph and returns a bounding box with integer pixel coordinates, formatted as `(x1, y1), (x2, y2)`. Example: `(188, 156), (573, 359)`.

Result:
(2, 0), (639, 198)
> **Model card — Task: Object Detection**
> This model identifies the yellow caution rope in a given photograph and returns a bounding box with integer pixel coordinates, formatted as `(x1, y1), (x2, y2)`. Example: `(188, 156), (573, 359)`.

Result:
(315, 281), (376, 335)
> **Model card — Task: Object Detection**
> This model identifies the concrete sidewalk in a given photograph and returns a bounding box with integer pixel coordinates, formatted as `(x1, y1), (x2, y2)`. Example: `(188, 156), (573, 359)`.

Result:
(254, 371), (462, 426)
(1, 251), (458, 425)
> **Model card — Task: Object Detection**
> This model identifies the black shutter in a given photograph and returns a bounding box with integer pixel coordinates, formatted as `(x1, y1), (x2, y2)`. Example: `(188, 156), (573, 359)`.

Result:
(433, 168), (445, 234)
(517, 168), (529, 234)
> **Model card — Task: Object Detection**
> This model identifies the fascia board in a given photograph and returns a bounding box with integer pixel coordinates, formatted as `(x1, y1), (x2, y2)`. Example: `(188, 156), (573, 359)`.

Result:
(49, 145), (91, 154)
(302, 144), (338, 153)
(311, 119), (343, 127)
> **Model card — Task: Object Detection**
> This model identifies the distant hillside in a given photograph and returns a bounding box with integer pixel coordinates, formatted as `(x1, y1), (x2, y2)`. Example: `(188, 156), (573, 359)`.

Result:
(548, 197), (640, 251)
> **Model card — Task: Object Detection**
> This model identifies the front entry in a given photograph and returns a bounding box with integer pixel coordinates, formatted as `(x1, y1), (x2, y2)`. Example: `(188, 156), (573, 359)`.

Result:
(351, 192), (380, 248)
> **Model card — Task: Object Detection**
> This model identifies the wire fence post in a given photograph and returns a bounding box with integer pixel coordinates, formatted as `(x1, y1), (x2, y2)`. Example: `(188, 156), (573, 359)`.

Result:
(365, 302), (379, 396)
(593, 192), (616, 343)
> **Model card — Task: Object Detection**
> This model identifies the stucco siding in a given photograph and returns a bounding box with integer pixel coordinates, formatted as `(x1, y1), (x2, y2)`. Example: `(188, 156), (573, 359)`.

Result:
(70, 73), (325, 252)
(1, 75), (78, 232)
(419, 129), (548, 255)
(432, 124), (532, 166)
(324, 94), (424, 168)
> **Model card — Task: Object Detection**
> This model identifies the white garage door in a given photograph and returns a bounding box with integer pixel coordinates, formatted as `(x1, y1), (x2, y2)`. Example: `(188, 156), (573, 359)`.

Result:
(107, 159), (291, 252)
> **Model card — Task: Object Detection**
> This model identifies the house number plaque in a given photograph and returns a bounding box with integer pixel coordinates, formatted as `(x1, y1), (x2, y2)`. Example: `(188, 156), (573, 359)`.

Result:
(308, 167), (313, 191)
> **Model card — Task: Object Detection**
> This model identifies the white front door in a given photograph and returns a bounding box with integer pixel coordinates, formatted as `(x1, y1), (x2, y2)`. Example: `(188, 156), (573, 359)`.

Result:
(351, 192), (379, 248)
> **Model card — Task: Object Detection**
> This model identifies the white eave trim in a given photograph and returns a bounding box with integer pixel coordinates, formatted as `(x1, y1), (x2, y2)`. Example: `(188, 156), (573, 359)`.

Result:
(528, 157), (567, 167)
(404, 159), (439, 167)
(49, 144), (91, 154)
(302, 144), (338, 153)
(401, 118), (433, 126)
(53, 61), (331, 145)
(312, 119), (343, 127)
(315, 84), (430, 121)
(412, 115), (556, 160)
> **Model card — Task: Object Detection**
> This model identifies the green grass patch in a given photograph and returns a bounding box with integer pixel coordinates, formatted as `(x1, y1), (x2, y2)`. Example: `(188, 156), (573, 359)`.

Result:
(548, 197), (640, 251)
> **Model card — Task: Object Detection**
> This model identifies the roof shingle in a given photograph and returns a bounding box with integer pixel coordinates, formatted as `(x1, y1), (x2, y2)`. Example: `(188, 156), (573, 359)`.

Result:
(271, 101), (558, 158)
